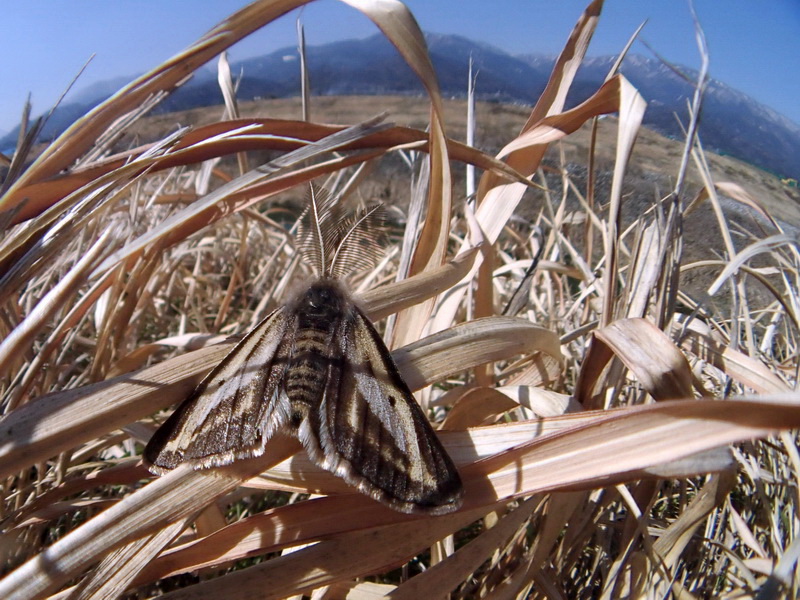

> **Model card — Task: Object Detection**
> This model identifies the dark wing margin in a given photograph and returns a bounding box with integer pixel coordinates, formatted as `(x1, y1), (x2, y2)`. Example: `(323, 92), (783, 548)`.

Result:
(145, 307), (295, 473)
(308, 304), (463, 515)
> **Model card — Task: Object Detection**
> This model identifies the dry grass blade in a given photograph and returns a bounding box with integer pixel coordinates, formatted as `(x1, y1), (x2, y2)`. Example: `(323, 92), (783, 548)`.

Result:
(151, 506), (494, 600)
(362, 246), (481, 320)
(136, 397), (797, 584)
(2, 0), (799, 597)
(354, 0), (454, 347)
(0, 342), (229, 480)
(0, 315), (552, 480)
(388, 497), (540, 599)
(600, 76), (647, 326)
(0, 228), (115, 385)
(0, 439), (298, 600)
(576, 318), (694, 406)
(23, 397), (800, 598)
(678, 322), (791, 394)
(650, 472), (737, 584)
(7, 120), (530, 215)
(0, 99), (44, 197)
(0, 132), (182, 304)
(395, 317), (562, 390)
(470, 397), (800, 506)
(132, 495), (437, 583)
(434, 70), (628, 335)
(706, 233), (798, 298)
(1, 0), (325, 219)
(91, 115), (392, 277)
(66, 517), (191, 600)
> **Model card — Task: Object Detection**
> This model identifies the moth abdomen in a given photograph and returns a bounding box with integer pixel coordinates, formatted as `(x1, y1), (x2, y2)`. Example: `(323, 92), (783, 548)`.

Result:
(284, 279), (350, 413)
(285, 335), (338, 401)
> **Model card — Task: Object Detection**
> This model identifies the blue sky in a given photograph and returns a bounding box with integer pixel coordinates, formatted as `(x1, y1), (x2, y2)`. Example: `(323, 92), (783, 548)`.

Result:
(2, 1), (798, 135)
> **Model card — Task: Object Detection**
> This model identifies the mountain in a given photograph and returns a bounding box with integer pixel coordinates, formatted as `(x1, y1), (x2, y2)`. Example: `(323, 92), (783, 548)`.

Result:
(4, 33), (799, 180)
(563, 55), (800, 182)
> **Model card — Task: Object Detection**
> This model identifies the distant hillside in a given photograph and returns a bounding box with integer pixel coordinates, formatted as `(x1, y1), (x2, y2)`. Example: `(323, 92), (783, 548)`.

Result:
(4, 32), (799, 180)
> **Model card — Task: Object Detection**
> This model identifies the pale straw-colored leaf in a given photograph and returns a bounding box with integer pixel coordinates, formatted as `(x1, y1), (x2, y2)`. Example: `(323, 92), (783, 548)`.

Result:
(678, 323), (790, 394)
(217, 52), (240, 122)
(689, 143), (738, 264)
(496, 386), (581, 417)
(39, 397), (799, 592)
(653, 472), (737, 570)
(641, 447), (734, 479)
(0, 439), (299, 600)
(361, 246), (481, 320)
(253, 398), (799, 504)
(576, 318), (694, 407)
(600, 76), (647, 326)
(395, 317), (562, 391)
(441, 387), (520, 429)
(325, 581), (397, 599)
(217, 51), (249, 175)
(10, 121), (529, 217)
(66, 517), (191, 600)
(388, 497), (540, 600)
(467, 396), (800, 509)
(433, 73), (628, 336)
(1, 0), (327, 220)
(343, 0), (452, 347)
(624, 220), (669, 319)
(0, 131), (183, 304)
(502, 352), (565, 389)
(0, 228), (116, 382)
(705, 233), (798, 298)
(0, 314), (556, 479)
(685, 181), (780, 231)
(91, 116), (391, 277)
(142, 505), (493, 600)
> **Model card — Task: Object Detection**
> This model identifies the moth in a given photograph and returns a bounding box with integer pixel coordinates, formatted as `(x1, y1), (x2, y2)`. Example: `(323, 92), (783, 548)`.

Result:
(145, 186), (463, 514)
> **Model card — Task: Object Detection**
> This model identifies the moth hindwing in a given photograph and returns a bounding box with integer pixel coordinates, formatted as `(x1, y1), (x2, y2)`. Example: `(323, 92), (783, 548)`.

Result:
(145, 187), (463, 514)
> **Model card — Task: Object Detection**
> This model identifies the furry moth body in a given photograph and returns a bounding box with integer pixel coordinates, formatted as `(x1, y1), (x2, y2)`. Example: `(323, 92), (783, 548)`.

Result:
(144, 188), (463, 514)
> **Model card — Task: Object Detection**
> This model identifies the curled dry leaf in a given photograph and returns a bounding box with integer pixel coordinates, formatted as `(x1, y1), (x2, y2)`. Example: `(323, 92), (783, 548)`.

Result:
(678, 324), (791, 394)
(576, 317), (694, 407)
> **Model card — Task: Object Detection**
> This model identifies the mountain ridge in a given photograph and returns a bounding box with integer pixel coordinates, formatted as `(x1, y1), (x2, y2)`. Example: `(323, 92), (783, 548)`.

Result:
(5, 32), (799, 180)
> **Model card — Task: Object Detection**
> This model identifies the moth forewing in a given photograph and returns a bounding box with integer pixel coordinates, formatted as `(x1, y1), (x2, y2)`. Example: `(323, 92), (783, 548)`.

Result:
(144, 307), (294, 474)
(335, 300), (463, 514)
(145, 187), (464, 514)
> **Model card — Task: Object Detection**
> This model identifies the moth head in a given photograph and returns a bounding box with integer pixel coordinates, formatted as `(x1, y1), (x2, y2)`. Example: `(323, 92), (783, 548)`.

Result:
(299, 280), (347, 317)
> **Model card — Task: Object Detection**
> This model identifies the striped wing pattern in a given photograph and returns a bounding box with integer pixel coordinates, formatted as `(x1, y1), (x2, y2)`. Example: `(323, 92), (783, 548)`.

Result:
(145, 308), (295, 473)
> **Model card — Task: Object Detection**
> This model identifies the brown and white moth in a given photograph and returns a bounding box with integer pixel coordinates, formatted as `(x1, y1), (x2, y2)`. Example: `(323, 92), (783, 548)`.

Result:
(145, 186), (463, 514)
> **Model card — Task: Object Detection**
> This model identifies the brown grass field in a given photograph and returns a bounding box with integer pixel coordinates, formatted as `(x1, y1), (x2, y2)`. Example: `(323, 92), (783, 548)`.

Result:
(1, 1), (799, 599)
(129, 94), (800, 229)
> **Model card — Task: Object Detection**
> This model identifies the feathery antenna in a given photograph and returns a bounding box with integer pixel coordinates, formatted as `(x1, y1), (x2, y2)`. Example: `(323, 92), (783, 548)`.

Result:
(298, 184), (387, 279)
